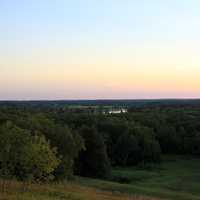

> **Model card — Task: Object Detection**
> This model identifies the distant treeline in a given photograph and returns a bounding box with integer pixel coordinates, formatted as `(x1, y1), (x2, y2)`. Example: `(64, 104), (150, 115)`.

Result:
(0, 101), (200, 182)
(1, 99), (200, 109)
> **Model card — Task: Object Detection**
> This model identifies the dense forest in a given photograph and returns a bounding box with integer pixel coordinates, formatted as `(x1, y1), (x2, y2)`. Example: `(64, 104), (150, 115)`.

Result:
(0, 100), (200, 184)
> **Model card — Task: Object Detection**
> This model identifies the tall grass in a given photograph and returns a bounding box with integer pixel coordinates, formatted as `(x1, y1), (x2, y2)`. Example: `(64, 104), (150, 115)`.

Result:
(0, 180), (162, 200)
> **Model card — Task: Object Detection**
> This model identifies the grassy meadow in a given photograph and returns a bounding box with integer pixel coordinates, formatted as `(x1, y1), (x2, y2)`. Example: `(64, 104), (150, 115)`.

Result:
(0, 181), (160, 200)
(77, 156), (200, 200)
(2, 156), (200, 200)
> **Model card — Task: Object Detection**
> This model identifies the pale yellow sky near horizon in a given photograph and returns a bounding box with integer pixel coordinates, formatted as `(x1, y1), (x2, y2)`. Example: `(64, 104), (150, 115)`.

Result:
(1, 41), (200, 99)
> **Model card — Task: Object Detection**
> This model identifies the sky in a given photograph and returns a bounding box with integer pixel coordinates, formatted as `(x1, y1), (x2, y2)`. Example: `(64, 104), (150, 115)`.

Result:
(0, 0), (200, 100)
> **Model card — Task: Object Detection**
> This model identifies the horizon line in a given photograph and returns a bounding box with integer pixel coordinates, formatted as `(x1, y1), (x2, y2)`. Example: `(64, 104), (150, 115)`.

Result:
(1, 98), (200, 102)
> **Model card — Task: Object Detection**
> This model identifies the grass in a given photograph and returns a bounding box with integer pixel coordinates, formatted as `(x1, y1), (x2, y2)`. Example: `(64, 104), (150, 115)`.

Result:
(1, 156), (200, 200)
(0, 180), (161, 200)
(76, 156), (200, 200)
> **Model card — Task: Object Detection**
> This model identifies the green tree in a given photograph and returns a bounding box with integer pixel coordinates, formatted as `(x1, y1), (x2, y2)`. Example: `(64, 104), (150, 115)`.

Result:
(114, 132), (139, 166)
(21, 114), (84, 179)
(0, 122), (60, 184)
(76, 126), (110, 179)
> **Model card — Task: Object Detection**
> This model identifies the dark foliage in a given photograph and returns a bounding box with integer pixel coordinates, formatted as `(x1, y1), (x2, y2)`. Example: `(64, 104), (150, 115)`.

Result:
(1, 100), (200, 181)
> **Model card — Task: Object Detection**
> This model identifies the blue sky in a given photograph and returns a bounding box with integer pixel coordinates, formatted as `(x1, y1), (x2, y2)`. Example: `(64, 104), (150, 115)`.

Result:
(1, 0), (199, 40)
(1, 0), (200, 99)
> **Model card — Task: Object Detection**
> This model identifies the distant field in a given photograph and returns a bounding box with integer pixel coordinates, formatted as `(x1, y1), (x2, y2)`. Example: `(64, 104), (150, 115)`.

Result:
(77, 156), (200, 200)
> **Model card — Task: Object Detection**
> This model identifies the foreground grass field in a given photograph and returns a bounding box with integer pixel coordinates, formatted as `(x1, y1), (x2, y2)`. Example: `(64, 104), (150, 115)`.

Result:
(77, 156), (200, 200)
(1, 156), (200, 200)
(0, 181), (160, 200)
